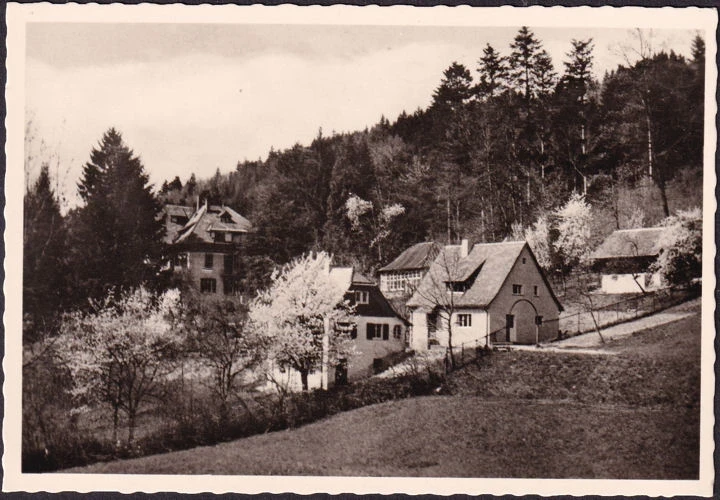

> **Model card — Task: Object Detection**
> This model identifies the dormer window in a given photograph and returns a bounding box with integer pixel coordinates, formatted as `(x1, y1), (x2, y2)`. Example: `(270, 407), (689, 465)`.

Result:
(446, 281), (469, 293)
(220, 213), (233, 223)
(355, 290), (369, 304)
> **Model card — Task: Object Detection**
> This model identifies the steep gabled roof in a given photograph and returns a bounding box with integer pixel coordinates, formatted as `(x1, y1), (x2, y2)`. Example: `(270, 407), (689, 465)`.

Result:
(164, 204), (194, 218)
(174, 204), (252, 244)
(162, 204), (195, 243)
(592, 227), (665, 260)
(330, 266), (406, 322)
(407, 241), (530, 309)
(378, 241), (442, 272)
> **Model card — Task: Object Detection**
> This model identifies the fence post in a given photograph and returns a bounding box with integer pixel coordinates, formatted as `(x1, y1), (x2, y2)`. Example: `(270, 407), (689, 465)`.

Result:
(577, 313), (580, 335)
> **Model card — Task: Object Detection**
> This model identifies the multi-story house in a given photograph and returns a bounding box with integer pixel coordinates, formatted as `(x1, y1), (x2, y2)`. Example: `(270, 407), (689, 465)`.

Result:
(377, 241), (441, 297)
(164, 201), (252, 295)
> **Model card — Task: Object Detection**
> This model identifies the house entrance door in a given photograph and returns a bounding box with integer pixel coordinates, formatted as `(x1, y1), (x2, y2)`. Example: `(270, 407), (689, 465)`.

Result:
(505, 314), (514, 342)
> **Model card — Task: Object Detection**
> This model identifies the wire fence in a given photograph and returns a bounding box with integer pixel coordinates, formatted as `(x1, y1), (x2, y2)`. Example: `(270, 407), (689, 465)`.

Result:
(440, 286), (698, 374)
(550, 287), (696, 339)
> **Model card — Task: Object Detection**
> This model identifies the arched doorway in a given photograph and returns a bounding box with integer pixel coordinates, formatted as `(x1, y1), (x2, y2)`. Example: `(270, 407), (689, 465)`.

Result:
(507, 299), (539, 344)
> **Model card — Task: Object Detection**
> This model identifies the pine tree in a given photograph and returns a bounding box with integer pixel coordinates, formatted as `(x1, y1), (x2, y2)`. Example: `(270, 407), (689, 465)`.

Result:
(168, 176), (183, 192)
(476, 44), (508, 99)
(553, 39), (598, 192)
(533, 49), (557, 98)
(23, 164), (67, 341)
(432, 62), (473, 112)
(508, 26), (542, 100)
(68, 128), (165, 303)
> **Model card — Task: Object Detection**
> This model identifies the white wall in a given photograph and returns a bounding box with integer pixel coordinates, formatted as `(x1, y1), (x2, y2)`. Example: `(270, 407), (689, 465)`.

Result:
(601, 273), (662, 294)
(410, 309), (428, 351)
(261, 314), (407, 392)
(348, 315), (407, 380)
(410, 308), (488, 350)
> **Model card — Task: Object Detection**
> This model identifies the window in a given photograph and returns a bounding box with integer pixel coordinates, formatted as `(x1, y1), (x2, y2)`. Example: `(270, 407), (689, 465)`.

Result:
(393, 325), (402, 339)
(337, 322), (358, 339)
(512, 284), (523, 295)
(366, 323), (389, 340)
(447, 281), (468, 292)
(355, 290), (369, 304)
(533, 285), (539, 296)
(200, 278), (217, 294)
(522, 257), (526, 264)
(204, 253), (214, 269)
(457, 314), (472, 327)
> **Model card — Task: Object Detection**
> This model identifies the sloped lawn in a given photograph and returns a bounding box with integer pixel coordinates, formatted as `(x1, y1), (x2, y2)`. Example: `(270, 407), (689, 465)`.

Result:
(68, 308), (701, 478)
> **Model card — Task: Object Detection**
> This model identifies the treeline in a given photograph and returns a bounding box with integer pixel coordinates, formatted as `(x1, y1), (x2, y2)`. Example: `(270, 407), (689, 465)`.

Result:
(160, 27), (705, 275)
(24, 28), (705, 341)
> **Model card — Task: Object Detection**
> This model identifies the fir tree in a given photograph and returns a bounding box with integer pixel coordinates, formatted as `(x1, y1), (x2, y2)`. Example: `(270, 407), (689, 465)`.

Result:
(68, 128), (165, 303)
(23, 164), (67, 341)
(476, 44), (508, 99)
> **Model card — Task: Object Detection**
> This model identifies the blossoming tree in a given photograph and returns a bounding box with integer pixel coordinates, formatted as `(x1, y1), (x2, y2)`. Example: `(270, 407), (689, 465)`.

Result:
(56, 287), (183, 445)
(250, 252), (355, 392)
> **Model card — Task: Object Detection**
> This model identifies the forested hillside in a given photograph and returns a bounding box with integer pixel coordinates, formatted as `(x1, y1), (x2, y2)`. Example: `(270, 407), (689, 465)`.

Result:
(159, 28), (704, 287)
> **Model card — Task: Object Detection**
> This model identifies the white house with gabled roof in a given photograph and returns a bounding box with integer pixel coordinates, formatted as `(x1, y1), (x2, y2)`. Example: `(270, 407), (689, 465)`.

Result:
(407, 239), (562, 349)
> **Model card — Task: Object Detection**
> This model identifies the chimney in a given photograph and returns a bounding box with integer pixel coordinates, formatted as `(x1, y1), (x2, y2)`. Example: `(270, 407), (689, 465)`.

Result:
(460, 238), (469, 258)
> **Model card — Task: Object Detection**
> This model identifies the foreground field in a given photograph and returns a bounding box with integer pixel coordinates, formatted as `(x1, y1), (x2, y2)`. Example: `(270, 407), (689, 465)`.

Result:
(70, 304), (701, 478)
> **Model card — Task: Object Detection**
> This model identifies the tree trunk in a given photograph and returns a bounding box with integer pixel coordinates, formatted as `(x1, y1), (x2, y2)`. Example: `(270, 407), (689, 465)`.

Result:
(300, 369), (309, 393)
(446, 194), (452, 244)
(112, 405), (119, 446)
(127, 410), (136, 446)
(656, 170), (670, 217)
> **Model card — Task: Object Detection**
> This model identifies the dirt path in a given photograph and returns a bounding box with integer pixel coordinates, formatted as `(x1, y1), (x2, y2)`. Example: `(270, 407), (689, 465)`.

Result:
(550, 299), (699, 350)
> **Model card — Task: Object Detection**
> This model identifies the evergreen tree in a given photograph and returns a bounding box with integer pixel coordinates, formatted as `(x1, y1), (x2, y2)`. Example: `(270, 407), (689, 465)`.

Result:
(533, 49), (557, 98)
(68, 128), (165, 303)
(168, 176), (183, 192)
(508, 26), (543, 100)
(432, 62), (473, 111)
(23, 164), (67, 341)
(552, 39), (598, 192)
(476, 44), (508, 99)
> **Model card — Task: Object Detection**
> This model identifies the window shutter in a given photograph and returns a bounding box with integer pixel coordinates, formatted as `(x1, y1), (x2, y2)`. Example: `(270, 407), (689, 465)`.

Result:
(383, 324), (389, 340)
(366, 324), (374, 340)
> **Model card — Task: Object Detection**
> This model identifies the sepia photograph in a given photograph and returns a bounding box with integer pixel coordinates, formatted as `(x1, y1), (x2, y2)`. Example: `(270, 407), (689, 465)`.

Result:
(3, 3), (716, 497)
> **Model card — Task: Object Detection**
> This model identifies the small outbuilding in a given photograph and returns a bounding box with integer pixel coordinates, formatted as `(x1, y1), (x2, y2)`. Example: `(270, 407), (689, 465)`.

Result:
(591, 227), (665, 294)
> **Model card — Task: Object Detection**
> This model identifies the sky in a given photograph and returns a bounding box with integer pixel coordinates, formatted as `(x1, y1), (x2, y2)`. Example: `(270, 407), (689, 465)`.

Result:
(25, 22), (700, 209)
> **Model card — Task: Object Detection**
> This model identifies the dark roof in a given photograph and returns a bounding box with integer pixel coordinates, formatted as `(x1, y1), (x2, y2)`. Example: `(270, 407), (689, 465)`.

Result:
(164, 204), (194, 218)
(592, 227), (665, 260)
(407, 241), (562, 311)
(174, 203), (252, 244)
(162, 204), (195, 244)
(378, 242), (441, 272)
(330, 266), (406, 322)
(351, 271), (375, 285)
